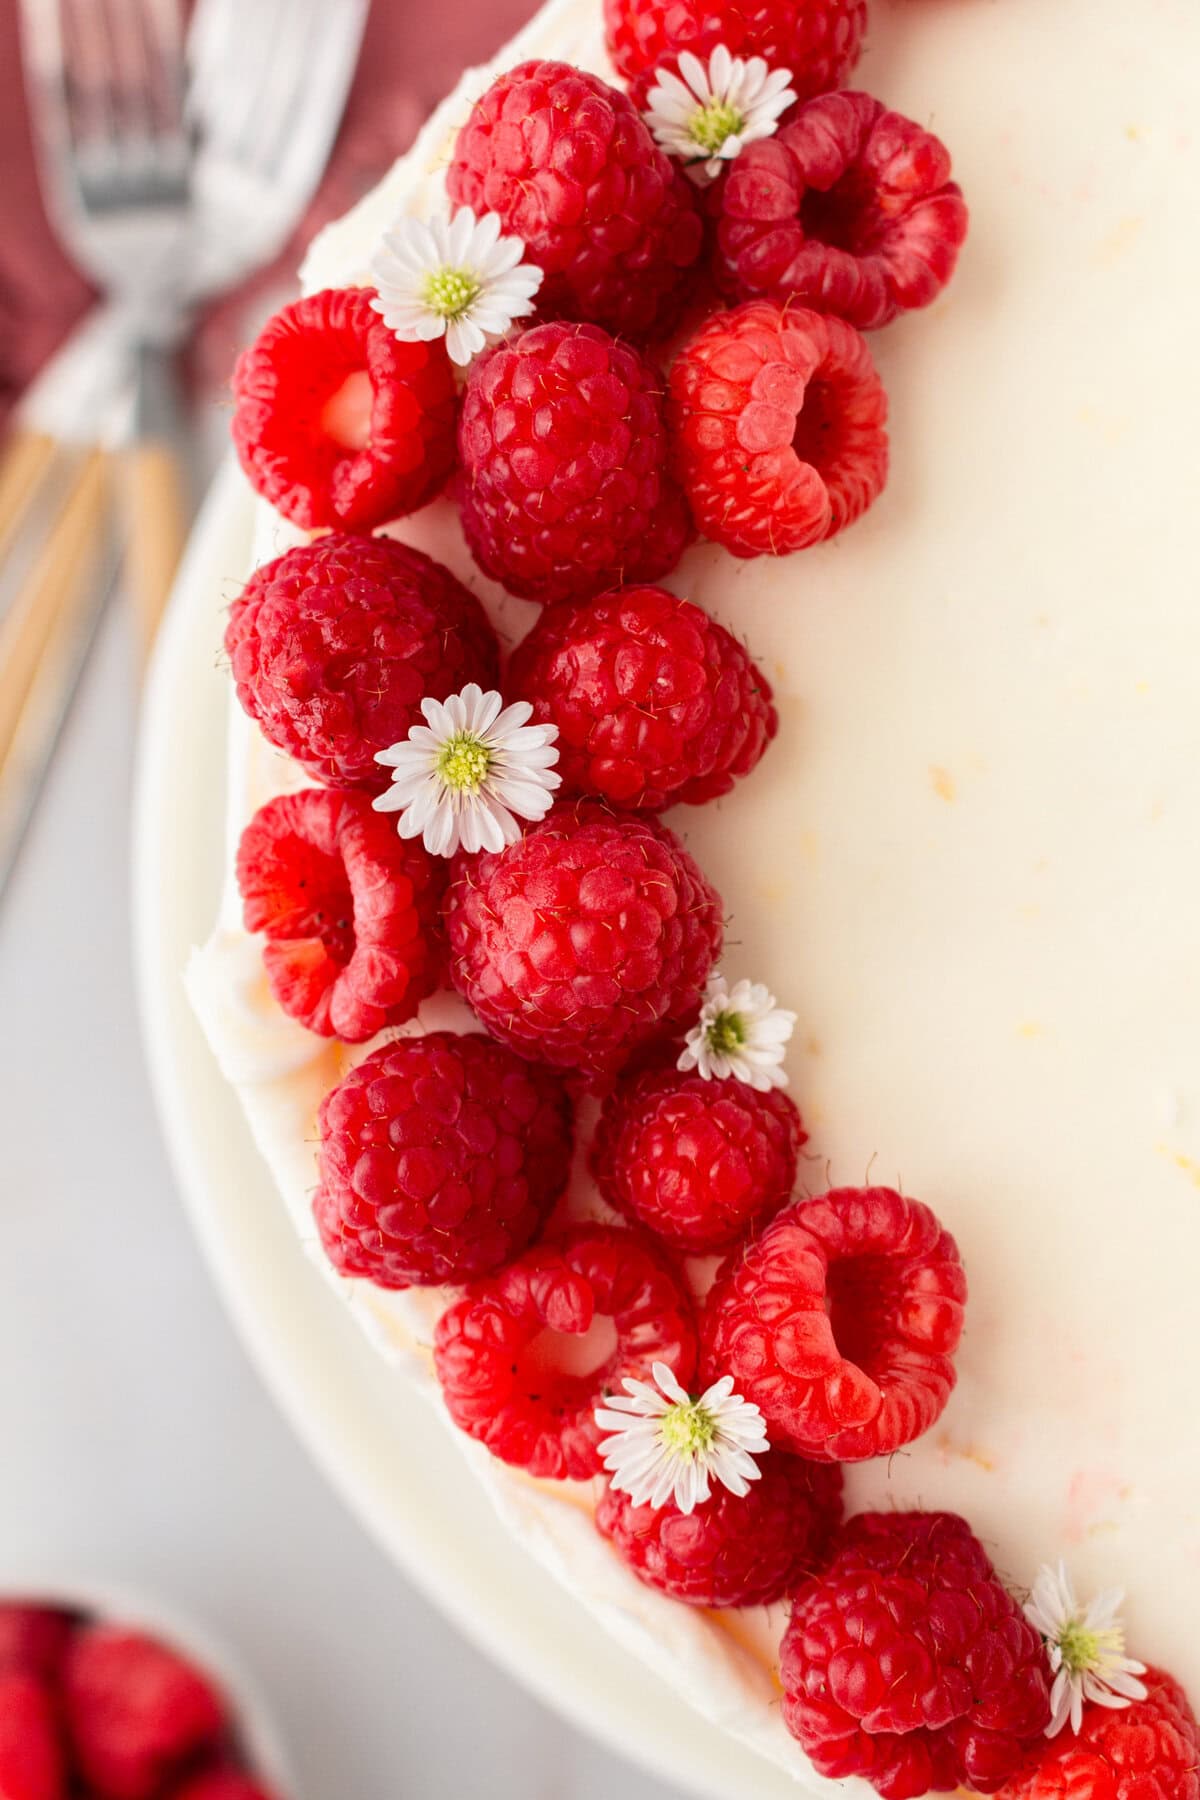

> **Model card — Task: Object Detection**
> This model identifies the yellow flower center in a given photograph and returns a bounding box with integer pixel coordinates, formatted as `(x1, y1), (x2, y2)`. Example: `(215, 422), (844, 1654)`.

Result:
(437, 733), (491, 792)
(424, 267), (481, 319)
(705, 1009), (746, 1056)
(690, 99), (744, 156)
(660, 1397), (718, 1457)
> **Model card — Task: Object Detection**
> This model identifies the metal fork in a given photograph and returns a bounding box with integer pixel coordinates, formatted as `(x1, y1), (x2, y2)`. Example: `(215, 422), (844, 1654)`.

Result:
(20, 0), (194, 657)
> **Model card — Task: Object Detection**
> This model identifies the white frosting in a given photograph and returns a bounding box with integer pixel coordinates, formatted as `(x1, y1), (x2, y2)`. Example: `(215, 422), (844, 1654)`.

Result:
(188, 0), (1200, 1784)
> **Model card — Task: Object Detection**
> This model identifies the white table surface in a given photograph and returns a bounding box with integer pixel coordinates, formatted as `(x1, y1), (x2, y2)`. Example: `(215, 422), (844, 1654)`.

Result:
(0, 457), (689, 1800)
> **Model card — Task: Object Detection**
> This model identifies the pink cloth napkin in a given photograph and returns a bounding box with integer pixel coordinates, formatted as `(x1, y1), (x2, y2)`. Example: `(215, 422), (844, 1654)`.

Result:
(0, 0), (540, 428)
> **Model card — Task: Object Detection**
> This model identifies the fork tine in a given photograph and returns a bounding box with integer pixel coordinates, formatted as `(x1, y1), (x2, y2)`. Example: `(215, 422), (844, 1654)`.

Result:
(186, 0), (289, 160)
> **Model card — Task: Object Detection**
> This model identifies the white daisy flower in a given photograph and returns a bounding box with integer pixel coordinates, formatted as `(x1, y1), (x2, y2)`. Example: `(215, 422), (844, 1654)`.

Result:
(372, 684), (560, 858)
(369, 207), (543, 366)
(595, 1361), (769, 1514)
(677, 973), (797, 1091)
(1025, 1560), (1148, 1738)
(644, 45), (797, 184)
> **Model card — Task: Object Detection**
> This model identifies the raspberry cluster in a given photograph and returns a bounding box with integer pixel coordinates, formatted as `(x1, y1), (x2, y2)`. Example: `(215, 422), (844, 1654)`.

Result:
(0, 1602), (277, 1800)
(215, 17), (1193, 1800)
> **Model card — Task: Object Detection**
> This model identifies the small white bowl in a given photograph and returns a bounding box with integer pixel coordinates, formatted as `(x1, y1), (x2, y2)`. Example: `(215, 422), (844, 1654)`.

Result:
(0, 1573), (293, 1793)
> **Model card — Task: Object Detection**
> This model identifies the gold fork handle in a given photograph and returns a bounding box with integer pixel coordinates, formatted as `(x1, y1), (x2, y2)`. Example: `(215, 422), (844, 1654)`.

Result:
(123, 436), (189, 668)
(0, 429), (59, 565)
(0, 448), (111, 772)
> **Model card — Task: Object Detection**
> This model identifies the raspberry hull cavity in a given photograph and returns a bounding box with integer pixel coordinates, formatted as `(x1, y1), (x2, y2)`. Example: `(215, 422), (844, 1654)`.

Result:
(714, 91), (969, 329)
(667, 299), (888, 557)
(231, 287), (457, 530)
(702, 1186), (967, 1460)
(434, 1224), (698, 1479)
(236, 789), (445, 1041)
(314, 1032), (574, 1289)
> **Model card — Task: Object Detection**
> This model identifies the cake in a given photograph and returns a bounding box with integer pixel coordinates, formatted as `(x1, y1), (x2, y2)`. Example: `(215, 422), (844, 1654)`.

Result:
(187, 0), (1200, 1792)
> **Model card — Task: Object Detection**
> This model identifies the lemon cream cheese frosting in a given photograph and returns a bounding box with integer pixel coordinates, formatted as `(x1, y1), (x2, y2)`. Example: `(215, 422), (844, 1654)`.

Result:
(188, 0), (1200, 1785)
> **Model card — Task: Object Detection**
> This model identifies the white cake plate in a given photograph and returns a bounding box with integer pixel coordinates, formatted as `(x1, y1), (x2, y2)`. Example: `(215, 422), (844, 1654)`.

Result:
(132, 457), (809, 1800)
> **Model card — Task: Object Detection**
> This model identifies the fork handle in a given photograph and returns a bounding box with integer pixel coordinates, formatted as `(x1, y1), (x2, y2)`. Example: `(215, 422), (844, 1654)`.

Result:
(0, 429), (58, 565)
(122, 341), (191, 670)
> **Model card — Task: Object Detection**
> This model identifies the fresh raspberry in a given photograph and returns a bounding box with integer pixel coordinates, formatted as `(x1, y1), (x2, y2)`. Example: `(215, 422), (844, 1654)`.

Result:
(590, 1052), (806, 1251)
(457, 323), (692, 606)
(702, 1187), (966, 1460)
(997, 1667), (1200, 1800)
(225, 533), (499, 791)
(313, 1030), (574, 1289)
(782, 1512), (1052, 1797)
(444, 801), (723, 1085)
(507, 584), (777, 811)
(230, 287), (457, 531)
(605, 0), (867, 110)
(667, 299), (888, 557)
(0, 1673), (65, 1800)
(434, 1223), (697, 1479)
(168, 1774), (280, 1800)
(0, 1605), (72, 1679)
(714, 91), (969, 330)
(62, 1627), (226, 1800)
(596, 1450), (841, 1608)
(447, 61), (703, 341)
(236, 788), (444, 1042)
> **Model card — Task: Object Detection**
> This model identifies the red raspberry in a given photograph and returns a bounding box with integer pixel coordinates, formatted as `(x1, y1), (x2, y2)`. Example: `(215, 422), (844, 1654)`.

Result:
(225, 533), (499, 791)
(458, 323), (692, 606)
(714, 91), (969, 330)
(0, 1673), (65, 1800)
(596, 1450), (841, 1608)
(434, 1223), (697, 1479)
(236, 788), (444, 1042)
(702, 1186), (966, 1461)
(507, 584), (777, 810)
(0, 1605), (72, 1679)
(997, 1667), (1200, 1800)
(447, 61), (703, 341)
(444, 801), (724, 1085)
(314, 1030), (573, 1289)
(782, 1512), (1052, 1797)
(605, 0), (868, 111)
(667, 299), (888, 557)
(590, 1052), (806, 1252)
(168, 1774), (279, 1800)
(231, 287), (456, 531)
(62, 1627), (226, 1800)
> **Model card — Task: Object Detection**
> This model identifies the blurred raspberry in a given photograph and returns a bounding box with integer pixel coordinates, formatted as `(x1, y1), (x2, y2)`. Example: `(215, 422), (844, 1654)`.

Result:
(782, 1511), (1052, 1796)
(0, 1605), (72, 1680)
(225, 533), (499, 791)
(591, 1051), (805, 1251)
(231, 287), (457, 530)
(507, 584), (777, 810)
(458, 323), (692, 605)
(168, 1773), (280, 1800)
(702, 1186), (966, 1460)
(604, 0), (868, 110)
(434, 1224), (697, 1478)
(597, 1450), (841, 1607)
(444, 801), (723, 1085)
(997, 1666), (1200, 1800)
(62, 1627), (226, 1800)
(0, 1673), (65, 1800)
(714, 91), (968, 329)
(236, 788), (445, 1041)
(447, 60), (703, 340)
(667, 298), (888, 557)
(314, 1030), (574, 1289)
